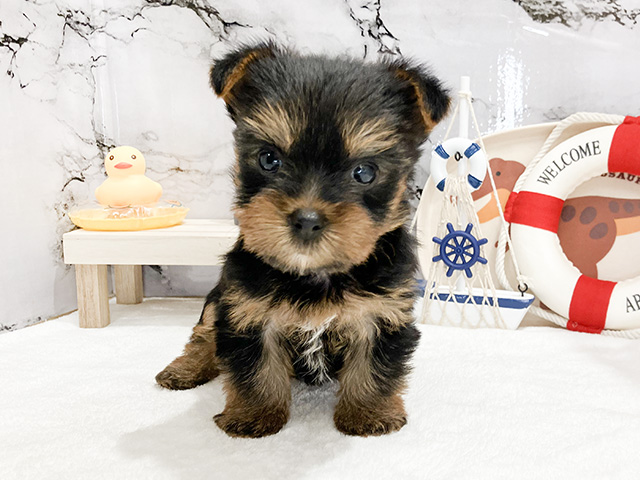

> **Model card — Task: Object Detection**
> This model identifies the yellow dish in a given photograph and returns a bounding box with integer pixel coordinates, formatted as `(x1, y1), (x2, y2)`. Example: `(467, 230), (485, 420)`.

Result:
(69, 207), (189, 231)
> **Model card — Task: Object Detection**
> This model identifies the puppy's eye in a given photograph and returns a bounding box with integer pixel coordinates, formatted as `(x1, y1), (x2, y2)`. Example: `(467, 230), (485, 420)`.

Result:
(352, 164), (377, 184)
(258, 150), (281, 172)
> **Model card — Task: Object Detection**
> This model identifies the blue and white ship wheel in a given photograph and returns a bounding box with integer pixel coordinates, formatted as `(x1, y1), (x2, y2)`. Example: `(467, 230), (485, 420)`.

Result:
(433, 223), (488, 278)
(431, 137), (488, 192)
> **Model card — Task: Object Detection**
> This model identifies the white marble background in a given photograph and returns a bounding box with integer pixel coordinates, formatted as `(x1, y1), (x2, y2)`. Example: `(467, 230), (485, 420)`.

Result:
(1, 0), (639, 331)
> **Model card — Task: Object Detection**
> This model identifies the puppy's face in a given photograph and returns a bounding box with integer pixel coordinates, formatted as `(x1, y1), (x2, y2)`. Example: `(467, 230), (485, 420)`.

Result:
(211, 44), (449, 275)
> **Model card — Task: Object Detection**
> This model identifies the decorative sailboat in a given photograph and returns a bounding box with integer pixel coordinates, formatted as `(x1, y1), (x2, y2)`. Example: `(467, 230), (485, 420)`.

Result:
(416, 77), (535, 330)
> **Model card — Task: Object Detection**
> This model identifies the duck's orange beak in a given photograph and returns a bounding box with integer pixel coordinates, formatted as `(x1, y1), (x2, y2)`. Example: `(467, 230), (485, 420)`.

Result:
(114, 162), (132, 169)
(477, 188), (511, 223)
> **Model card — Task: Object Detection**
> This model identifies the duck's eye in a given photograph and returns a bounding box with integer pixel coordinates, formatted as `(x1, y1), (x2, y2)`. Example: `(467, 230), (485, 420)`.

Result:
(131, 154), (136, 159)
(258, 150), (281, 172)
(352, 164), (377, 184)
(109, 155), (114, 160)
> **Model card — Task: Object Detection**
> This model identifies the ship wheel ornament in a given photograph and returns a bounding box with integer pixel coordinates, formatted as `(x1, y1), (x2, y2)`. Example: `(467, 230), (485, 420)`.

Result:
(432, 223), (488, 278)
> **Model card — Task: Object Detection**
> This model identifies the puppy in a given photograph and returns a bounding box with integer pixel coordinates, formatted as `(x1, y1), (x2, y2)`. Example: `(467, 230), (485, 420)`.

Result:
(156, 43), (450, 438)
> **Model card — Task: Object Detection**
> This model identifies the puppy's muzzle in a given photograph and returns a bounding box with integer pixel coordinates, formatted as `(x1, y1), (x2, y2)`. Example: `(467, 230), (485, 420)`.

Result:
(288, 208), (327, 242)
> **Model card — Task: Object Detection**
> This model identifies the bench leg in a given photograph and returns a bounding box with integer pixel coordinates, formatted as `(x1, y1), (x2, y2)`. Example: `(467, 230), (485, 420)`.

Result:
(75, 264), (110, 328)
(114, 265), (144, 304)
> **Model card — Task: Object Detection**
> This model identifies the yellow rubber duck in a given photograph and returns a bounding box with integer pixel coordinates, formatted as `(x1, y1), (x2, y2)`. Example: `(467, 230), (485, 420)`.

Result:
(95, 146), (162, 208)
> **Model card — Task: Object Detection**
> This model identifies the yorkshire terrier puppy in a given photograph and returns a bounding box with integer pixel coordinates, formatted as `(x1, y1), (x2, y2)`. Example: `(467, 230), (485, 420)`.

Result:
(156, 42), (449, 438)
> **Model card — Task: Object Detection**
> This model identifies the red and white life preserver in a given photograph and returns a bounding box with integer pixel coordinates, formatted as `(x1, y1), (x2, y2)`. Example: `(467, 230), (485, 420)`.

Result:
(506, 116), (640, 333)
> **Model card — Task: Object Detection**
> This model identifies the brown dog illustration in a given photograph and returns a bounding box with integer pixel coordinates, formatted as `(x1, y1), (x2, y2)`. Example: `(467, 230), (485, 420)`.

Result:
(472, 158), (640, 279)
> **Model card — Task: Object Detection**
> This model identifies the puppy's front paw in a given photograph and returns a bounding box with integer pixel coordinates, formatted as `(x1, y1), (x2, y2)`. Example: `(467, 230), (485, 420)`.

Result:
(334, 397), (407, 436)
(214, 408), (288, 438)
(155, 365), (212, 390)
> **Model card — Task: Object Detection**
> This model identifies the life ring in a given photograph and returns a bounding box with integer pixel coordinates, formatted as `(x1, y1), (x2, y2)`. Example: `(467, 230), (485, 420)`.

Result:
(506, 116), (640, 333)
(431, 137), (487, 192)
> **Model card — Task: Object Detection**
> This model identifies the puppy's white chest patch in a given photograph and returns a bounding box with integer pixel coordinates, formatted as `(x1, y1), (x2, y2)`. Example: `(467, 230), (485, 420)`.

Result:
(294, 316), (335, 385)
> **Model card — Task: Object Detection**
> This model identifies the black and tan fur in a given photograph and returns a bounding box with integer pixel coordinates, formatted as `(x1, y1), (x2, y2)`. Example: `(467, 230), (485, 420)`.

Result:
(156, 42), (450, 438)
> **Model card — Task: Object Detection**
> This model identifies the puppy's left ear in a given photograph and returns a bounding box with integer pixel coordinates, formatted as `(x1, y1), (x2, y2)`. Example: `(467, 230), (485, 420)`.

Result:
(388, 60), (451, 139)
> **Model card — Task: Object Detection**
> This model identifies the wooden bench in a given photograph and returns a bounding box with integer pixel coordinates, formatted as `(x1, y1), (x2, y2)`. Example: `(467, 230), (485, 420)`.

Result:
(63, 219), (239, 328)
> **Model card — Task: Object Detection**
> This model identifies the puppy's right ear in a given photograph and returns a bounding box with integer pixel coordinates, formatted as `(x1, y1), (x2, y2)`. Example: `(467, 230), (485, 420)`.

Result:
(210, 42), (278, 104)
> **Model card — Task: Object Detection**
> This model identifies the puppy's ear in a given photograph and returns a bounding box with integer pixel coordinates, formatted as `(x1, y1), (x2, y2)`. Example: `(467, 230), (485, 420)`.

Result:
(388, 60), (451, 138)
(210, 42), (279, 103)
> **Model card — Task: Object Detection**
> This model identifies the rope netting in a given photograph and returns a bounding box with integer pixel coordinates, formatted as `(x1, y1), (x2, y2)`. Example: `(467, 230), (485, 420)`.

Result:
(419, 175), (506, 328)
(418, 92), (512, 329)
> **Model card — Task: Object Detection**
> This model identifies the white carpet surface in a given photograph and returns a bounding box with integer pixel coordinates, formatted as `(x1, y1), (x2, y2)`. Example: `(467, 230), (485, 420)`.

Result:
(2, 298), (640, 480)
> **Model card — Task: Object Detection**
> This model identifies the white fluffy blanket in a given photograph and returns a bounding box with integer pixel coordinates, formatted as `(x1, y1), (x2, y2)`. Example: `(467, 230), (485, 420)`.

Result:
(2, 298), (639, 479)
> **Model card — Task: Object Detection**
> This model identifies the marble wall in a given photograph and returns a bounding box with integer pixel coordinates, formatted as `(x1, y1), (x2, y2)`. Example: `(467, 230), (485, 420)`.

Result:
(1, 0), (639, 331)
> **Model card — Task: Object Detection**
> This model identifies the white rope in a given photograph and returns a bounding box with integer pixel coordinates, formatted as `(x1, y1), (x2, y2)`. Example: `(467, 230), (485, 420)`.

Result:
(464, 92), (528, 292)
(528, 304), (640, 340)
(491, 111), (640, 339)
(513, 112), (625, 192)
(495, 224), (513, 291)
(601, 326), (640, 339)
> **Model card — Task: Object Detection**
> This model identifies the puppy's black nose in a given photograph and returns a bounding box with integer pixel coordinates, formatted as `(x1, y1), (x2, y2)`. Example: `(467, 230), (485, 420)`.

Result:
(289, 208), (327, 241)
